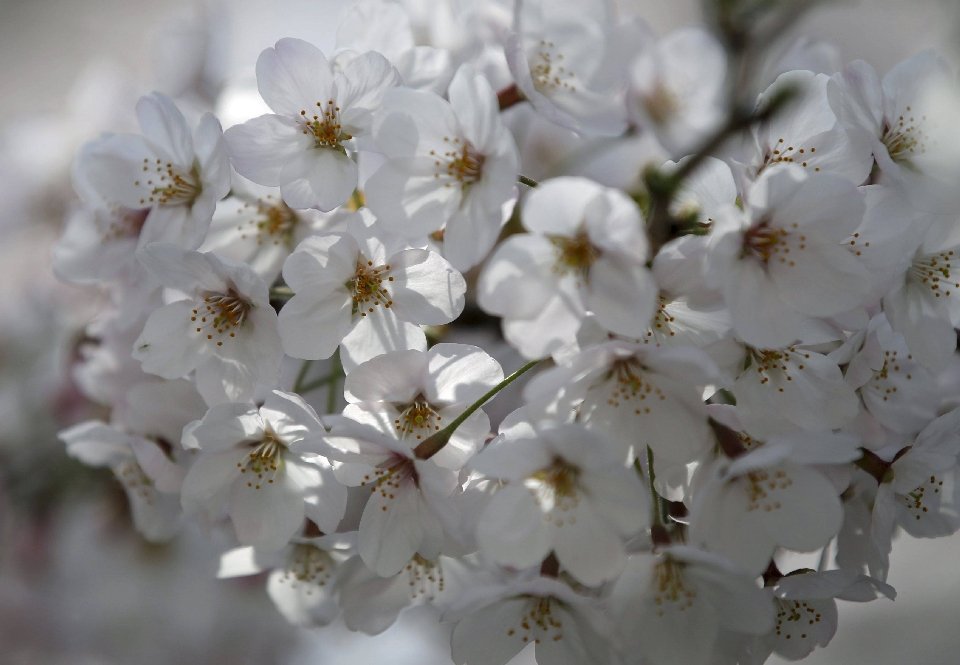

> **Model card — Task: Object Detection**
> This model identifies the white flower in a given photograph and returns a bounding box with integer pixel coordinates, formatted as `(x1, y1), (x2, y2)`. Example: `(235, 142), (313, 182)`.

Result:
(75, 92), (230, 250)
(613, 547), (774, 665)
(732, 343), (859, 438)
(324, 417), (460, 576)
(688, 427), (859, 575)
(339, 553), (460, 635)
(870, 409), (960, 567)
(525, 340), (718, 471)
(343, 344), (503, 468)
(829, 51), (954, 187)
(181, 390), (345, 551)
(200, 182), (328, 284)
(224, 38), (400, 211)
(277, 211), (465, 371)
(506, 0), (628, 135)
(366, 64), (520, 270)
(471, 420), (648, 586)
(60, 394), (192, 543)
(449, 575), (621, 665)
(741, 569), (894, 664)
(841, 314), (939, 442)
(477, 177), (656, 358)
(706, 166), (871, 349)
(882, 232), (960, 368)
(133, 244), (283, 404)
(744, 70), (873, 183)
(335, 0), (452, 93)
(628, 27), (726, 156)
(218, 534), (353, 627)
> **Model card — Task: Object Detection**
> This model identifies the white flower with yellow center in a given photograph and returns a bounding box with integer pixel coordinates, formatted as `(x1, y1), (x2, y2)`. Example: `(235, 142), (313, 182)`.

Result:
(75, 92), (230, 251)
(224, 38), (400, 211)
(366, 64), (520, 271)
(342, 344), (503, 469)
(323, 417), (460, 577)
(524, 340), (719, 468)
(505, 0), (628, 136)
(132, 244), (283, 404)
(613, 547), (774, 665)
(277, 211), (466, 371)
(477, 177), (656, 359)
(180, 390), (345, 551)
(471, 420), (648, 587)
(707, 165), (872, 349)
(448, 575), (620, 665)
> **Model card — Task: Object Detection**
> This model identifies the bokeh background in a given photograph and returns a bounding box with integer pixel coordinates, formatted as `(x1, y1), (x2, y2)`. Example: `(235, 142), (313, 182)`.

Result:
(1, 0), (959, 663)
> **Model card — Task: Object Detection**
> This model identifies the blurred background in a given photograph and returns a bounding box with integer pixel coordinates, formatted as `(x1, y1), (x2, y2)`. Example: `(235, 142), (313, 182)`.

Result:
(1, 0), (959, 663)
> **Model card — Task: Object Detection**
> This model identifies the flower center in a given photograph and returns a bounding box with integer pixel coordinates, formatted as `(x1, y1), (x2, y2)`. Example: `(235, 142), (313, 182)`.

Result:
(191, 288), (253, 347)
(101, 207), (149, 241)
(236, 196), (299, 247)
(300, 100), (352, 150)
(361, 454), (418, 498)
(527, 457), (581, 516)
(237, 430), (285, 489)
(881, 106), (927, 166)
(775, 598), (823, 642)
(136, 158), (201, 207)
(405, 554), (445, 600)
(643, 85), (679, 124)
(551, 231), (599, 277)
(531, 39), (576, 94)
(642, 296), (678, 345)
(115, 459), (154, 502)
(908, 249), (959, 299)
(430, 137), (485, 190)
(903, 474), (943, 520)
(394, 397), (443, 441)
(742, 221), (803, 266)
(744, 468), (791, 512)
(761, 138), (820, 172)
(652, 559), (696, 615)
(605, 359), (665, 415)
(348, 259), (394, 317)
(504, 596), (565, 644)
(747, 346), (811, 392)
(277, 544), (335, 588)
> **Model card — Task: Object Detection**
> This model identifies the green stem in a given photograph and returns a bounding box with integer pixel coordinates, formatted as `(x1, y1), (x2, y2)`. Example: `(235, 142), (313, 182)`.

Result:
(645, 446), (668, 526)
(413, 359), (541, 460)
(326, 350), (342, 413)
(518, 174), (539, 188)
(293, 360), (314, 393)
(298, 351), (344, 397)
(270, 285), (294, 300)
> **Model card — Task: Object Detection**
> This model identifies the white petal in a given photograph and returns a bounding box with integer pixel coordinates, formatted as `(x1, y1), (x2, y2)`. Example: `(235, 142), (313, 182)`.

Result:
(388, 249), (466, 324)
(224, 114), (311, 186)
(256, 38), (334, 117)
(476, 485), (551, 569)
(358, 482), (424, 576)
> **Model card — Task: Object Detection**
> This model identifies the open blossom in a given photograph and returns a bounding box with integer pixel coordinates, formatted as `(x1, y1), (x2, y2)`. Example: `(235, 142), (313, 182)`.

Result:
(324, 417), (460, 577)
(366, 64), (520, 270)
(200, 182), (328, 284)
(506, 0), (627, 136)
(478, 177), (656, 358)
(218, 534), (354, 627)
(449, 575), (621, 665)
(181, 390), (346, 551)
(471, 419), (648, 586)
(628, 27), (726, 156)
(133, 244), (283, 404)
(224, 38), (400, 211)
(706, 165), (871, 349)
(277, 211), (465, 371)
(75, 92), (230, 250)
(343, 344), (503, 469)
(739, 570), (894, 664)
(688, 419), (860, 575)
(524, 341), (718, 468)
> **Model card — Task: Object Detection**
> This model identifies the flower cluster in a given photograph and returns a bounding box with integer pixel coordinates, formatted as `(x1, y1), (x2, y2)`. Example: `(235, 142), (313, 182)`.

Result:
(56, 1), (960, 663)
